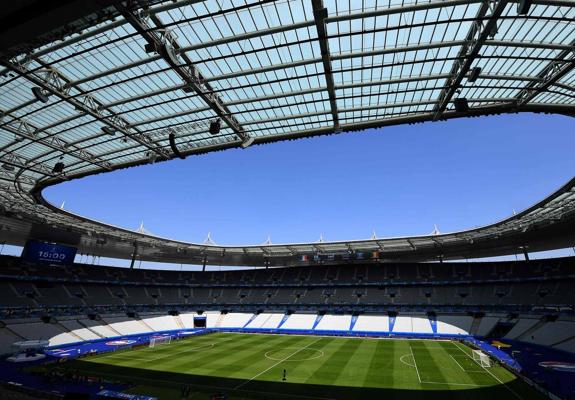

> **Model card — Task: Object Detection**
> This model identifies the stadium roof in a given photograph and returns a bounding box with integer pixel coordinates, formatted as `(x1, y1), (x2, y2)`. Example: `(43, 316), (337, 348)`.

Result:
(0, 0), (574, 266)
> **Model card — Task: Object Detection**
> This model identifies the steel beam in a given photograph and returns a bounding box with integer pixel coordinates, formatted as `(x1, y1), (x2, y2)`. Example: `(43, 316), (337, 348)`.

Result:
(311, 0), (339, 130)
(433, 0), (510, 120)
(515, 40), (575, 106)
(0, 114), (111, 173)
(115, 5), (252, 148)
(0, 58), (169, 161)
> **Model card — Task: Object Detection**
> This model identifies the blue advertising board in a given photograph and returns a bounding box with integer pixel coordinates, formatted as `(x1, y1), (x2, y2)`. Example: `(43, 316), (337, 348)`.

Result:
(97, 390), (157, 400)
(21, 239), (77, 265)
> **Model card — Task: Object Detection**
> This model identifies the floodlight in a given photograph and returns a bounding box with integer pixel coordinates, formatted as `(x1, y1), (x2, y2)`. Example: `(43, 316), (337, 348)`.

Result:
(1, 163), (14, 172)
(31, 87), (49, 103)
(241, 136), (255, 149)
(101, 126), (115, 136)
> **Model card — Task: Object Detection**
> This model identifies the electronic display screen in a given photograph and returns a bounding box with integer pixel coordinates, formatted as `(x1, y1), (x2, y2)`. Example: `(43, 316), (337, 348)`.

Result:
(21, 239), (77, 265)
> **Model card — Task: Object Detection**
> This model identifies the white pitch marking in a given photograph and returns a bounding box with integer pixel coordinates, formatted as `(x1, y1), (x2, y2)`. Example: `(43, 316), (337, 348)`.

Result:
(234, 337), (322, 389)
(265, 347), (324, 362)
(399, 354), (416, 368)
(408, 342), (422, 384)
(452, 341), (523, 400)
(449, 354), (466, 372)
(421, 381), (488, 387)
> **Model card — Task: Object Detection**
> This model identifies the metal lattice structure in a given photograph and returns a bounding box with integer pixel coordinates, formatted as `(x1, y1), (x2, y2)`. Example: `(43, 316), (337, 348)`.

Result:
(0, 0), (574, 266)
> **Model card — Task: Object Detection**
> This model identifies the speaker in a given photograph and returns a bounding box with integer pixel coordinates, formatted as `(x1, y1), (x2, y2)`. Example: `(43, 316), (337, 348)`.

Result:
(468, 67), (481, 82)
(52, 162), (65, 174)
(517, 0), (532, 14)
(209, 119), (221, 135)
(453, 97), (469, 112)
(144, 42), (156, 54)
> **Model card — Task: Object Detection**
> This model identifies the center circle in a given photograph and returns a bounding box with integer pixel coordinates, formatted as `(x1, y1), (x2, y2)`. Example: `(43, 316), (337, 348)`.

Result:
(264, 347), (324, 362)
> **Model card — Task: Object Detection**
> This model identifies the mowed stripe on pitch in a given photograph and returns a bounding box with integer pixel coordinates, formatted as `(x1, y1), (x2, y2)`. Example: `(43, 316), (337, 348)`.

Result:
(67, 333), (547, 400)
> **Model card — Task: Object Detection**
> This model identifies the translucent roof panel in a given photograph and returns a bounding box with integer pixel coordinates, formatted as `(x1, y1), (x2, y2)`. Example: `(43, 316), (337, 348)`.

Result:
(0, 0), (573, 263)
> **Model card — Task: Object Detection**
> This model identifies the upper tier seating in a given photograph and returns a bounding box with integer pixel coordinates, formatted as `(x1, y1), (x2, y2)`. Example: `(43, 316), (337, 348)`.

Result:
(1, 255), (573, 288)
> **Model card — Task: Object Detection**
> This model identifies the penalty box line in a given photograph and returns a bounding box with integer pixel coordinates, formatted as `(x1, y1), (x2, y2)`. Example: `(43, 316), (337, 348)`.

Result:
(408, 342), (422, 383)
(409, 344), (486, 388)
(452, 341), (524, 400)
(234, 337), (323, 390)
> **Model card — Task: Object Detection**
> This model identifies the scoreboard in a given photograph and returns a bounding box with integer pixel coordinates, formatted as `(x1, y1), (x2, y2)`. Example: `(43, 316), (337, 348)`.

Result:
(21, 239), (77, 266)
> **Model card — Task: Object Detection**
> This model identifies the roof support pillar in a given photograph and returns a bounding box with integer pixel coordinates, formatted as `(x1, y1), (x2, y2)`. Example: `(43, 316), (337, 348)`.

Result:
(130, 242), (138, 269)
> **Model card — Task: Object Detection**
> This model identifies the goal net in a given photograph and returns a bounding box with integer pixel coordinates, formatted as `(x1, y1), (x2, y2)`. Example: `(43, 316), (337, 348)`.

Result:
(472, 350), (492, 367)
(149, 335), (172, 348)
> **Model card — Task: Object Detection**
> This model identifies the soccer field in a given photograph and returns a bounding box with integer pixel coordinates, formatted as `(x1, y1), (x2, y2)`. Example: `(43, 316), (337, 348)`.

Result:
(53, 333), (545, 400)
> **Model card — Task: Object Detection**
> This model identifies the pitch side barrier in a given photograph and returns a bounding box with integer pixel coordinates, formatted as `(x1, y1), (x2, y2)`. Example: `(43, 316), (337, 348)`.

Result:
(43, 329), (210, 358)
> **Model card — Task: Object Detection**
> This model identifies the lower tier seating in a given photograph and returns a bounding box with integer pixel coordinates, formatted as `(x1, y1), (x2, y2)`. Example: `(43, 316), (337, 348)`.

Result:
(1, 312), (573, 356)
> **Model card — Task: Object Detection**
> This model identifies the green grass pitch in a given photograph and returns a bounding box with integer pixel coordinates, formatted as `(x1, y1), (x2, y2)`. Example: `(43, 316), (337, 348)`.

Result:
(51, 333), (546, 400)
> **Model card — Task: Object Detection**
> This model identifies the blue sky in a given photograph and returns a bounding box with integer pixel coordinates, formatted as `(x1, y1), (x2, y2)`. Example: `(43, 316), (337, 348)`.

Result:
(44, 113), (575, 251)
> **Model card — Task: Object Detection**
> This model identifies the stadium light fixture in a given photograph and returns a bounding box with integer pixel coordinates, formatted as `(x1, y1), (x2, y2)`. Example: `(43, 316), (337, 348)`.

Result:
(517, 0), (532, 15)
(209, 119), (221, 135)
(31, 87), (49, 103)
(241, 136), (255, 149)
(101, 126), (115, 136)
(468, 67), (481, 83)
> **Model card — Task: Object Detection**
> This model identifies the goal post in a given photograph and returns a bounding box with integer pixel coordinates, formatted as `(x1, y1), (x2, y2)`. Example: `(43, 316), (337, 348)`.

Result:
(472, 350), (492, 367)
(149, 335), (172, 348)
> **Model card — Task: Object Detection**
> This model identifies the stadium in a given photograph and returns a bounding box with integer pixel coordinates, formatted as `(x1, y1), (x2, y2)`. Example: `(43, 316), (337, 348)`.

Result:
(0, 0), (574, 399)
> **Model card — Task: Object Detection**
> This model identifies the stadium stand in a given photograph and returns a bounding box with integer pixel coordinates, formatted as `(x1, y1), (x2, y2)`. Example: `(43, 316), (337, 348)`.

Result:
(0, 0), (573, 398)
(0, 256), (572, 400)
(0, 255), (574, 397)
